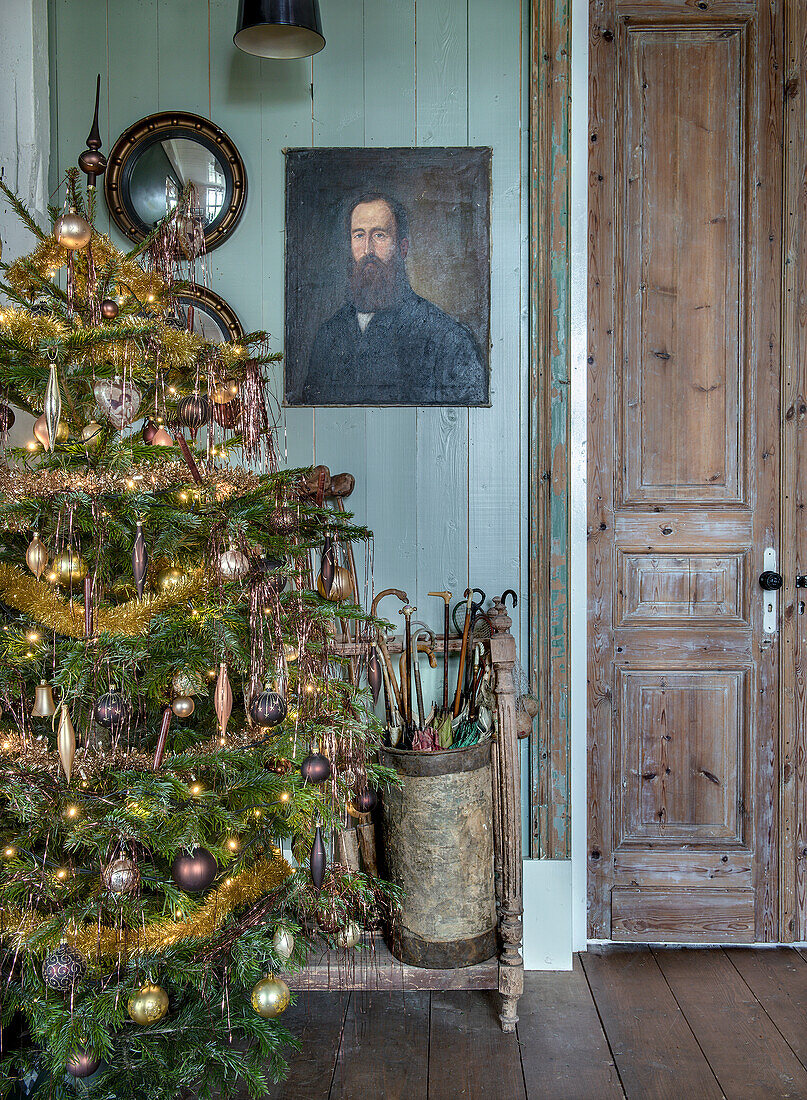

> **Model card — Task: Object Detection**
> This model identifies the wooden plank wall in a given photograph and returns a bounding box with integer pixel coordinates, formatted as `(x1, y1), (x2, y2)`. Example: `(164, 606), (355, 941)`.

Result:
(46, 0), (536, 832)
(530, 0), (571, 857)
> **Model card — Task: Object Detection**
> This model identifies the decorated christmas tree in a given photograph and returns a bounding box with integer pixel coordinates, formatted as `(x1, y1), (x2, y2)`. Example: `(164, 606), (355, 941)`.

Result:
(0, 129), (393, 1097)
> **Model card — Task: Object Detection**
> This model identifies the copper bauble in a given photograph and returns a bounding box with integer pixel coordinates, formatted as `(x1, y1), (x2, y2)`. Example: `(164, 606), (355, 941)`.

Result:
(171, 847), (217, 892)
(25, 532), (48, 579)
(33, 414), (68, 449)
(151, 426), (174, 446)
(66, 1047), (101, 1078)
(81, 421), (104, 450)
(54, 208), (92, 250)
(156, 566), (185, 592)
(100, 298), (119, 320)
(52, 549), (87, 585)
(0, 402), (15, 434)
(316, 565), (353, 602)
(171, 695), (195, 719)
(102, 856), (140, 895)
(127, 982), (169, 1025)
(354, 787), (378, 814)
(251, 975), (290, 1019)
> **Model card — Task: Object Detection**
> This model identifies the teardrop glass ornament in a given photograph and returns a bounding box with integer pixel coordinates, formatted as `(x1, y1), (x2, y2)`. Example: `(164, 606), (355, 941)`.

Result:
(310, 825), (326, 890)
(214, 662), (233, 739)
(25, 533), (48, 580)
(132, 520), (148, 598)
(43, 362), (62, 453)
(58, 704), (76, 782)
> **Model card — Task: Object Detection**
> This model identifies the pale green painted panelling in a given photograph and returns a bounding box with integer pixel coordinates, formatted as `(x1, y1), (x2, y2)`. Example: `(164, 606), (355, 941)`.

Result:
(48, 0), (529, 795)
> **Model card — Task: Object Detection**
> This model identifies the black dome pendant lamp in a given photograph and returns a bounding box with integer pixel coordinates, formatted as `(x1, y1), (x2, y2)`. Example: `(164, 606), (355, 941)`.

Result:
(234, 0), (325, 59)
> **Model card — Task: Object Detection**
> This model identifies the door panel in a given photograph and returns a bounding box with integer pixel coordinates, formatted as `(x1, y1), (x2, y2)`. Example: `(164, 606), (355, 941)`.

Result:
(588, 0), (783, 941)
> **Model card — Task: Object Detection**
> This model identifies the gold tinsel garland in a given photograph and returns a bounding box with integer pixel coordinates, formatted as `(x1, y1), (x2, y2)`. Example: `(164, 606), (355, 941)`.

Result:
(0, 562), (206, 638)
(0, 461), (259, 503)
(0, 854), (291, 958)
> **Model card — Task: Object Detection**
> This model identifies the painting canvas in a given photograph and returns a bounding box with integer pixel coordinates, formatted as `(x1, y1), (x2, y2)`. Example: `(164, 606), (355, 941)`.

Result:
(284, 147), (491, 407)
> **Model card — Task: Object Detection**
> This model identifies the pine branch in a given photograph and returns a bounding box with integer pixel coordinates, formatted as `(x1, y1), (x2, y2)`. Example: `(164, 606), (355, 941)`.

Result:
(0, 179), (47, 241)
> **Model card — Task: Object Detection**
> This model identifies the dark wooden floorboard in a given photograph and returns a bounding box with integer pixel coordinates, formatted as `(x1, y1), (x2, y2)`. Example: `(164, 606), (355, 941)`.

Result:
(517, 957), (624, 1100)
(581, 948), (724, 1100)
(427, 990), (527, 1099)
(653, 948), (807, 1099)
(263, 992), (349, 1100)
(329, 990), (430, 1100)
(724, 948), (807, 1071)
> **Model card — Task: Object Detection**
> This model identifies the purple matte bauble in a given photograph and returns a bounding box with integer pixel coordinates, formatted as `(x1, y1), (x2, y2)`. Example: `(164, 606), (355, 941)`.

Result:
(66, 1047), (101, 1078)
(300, 752), (331, 784)
(249, 690), (287, 728)
(94, 691), (128, 732)
(354, 787), (378, 814)
(171, 847), (218, 892)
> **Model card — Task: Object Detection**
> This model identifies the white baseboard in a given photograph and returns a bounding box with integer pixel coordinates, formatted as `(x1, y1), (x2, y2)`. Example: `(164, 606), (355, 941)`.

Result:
(522, 859), (573, 970)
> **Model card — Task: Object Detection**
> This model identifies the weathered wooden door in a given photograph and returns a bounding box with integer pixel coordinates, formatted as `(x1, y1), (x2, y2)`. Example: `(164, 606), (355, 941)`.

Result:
(588, 0), (783, 941)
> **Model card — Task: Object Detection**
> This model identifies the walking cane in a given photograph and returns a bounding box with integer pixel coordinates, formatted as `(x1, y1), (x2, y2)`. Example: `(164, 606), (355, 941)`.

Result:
(428, 590), (452, 713)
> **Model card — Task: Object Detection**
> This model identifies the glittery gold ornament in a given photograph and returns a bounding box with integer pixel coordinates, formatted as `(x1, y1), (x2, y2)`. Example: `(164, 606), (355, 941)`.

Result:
(25, 532), (48, 579)
(251, 975), (290, 1019)
(127, 982), (169, 1025)
(316, 565), (353, 602)
(52, 549), (88, 585)
(156, 566), (185, 592)
(101, 856), (140, 895)
(54, 208), (92, 250)
(172, 669), (204, 696)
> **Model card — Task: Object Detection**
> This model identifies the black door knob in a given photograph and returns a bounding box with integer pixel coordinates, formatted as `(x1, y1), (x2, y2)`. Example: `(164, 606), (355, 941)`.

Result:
(759, 571), (783, 591)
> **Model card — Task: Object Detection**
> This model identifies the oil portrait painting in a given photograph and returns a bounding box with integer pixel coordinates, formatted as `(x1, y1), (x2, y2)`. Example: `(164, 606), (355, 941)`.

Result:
(284, 147), (491, 407)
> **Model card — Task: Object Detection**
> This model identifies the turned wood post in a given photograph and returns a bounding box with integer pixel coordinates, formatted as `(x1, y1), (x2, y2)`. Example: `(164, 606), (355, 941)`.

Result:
(487, 597), (524, 1031)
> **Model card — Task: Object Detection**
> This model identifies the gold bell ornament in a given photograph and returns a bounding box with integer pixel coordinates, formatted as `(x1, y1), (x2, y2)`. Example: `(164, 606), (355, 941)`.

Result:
(127, 982), (169, 1025)
(32, 680), (57, 718)
(25, 532), (48, 579)
(251, 974), (290, 1019)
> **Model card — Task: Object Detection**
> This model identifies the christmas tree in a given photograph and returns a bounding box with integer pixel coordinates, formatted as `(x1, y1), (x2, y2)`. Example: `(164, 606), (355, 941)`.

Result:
(0, 149), (394, 1095)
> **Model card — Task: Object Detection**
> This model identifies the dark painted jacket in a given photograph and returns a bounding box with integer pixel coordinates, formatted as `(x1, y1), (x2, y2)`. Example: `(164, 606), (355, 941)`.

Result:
(300, 288), (488, 406)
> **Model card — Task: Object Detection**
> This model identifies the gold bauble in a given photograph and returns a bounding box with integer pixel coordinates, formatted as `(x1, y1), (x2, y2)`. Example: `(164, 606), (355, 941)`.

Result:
(317, 565), (353, 602)
(283, 642), (299, 663)
(251, 975), (290, 1019)
(156, 566), (185, 592)
(172, 669), (204, 696)
(127, 982), (169, 1025)
(81, 422), (104, 450)
(171, 695), (195, 719)
(52, 549), (87, 585)
(54, 209), (92, 250)
(25, 533), (48, 580)
(212, 380), (239, 404)
(33, 414), (69, 449)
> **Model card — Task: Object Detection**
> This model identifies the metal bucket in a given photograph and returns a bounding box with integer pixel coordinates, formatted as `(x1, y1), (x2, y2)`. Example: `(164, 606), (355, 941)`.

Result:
(379, 741), (497, 968)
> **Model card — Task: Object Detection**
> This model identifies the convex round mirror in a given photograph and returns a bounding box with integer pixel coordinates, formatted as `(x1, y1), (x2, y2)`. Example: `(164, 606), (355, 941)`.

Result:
(170, 286), (244, 344)
(104, 112), (246, 250)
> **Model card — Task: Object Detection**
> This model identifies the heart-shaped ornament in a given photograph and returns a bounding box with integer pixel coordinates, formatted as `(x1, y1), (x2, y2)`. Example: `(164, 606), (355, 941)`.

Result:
(93, 377), (142, 429)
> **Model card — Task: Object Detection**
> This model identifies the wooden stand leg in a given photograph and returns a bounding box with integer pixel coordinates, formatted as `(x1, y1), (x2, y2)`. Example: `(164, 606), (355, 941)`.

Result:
(488, 598), (524, 1032)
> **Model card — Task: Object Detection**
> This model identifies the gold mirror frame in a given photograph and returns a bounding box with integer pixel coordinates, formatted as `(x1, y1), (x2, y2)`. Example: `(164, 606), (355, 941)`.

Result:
(104, 112), (247, 251)
(172, 285), (244, 344)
